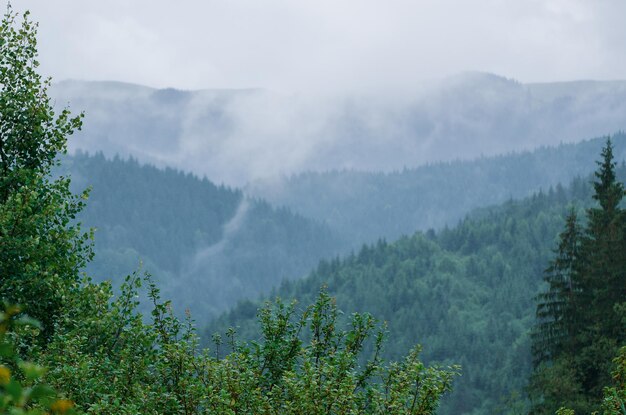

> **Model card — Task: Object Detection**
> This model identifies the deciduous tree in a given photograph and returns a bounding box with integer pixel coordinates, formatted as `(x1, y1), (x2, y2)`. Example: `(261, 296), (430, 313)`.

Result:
(0, 6), (91, 340)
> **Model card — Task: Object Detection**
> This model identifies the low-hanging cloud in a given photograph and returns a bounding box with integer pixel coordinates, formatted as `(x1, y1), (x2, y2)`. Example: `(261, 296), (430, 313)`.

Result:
(187, 198), (251, 271)
(51, 74), (626, 186)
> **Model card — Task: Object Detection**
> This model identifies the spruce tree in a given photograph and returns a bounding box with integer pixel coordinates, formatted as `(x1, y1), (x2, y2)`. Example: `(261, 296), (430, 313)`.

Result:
(530, 138), (626, 414)
(533, 209), (583, 365)
(584, 139), (626, 340)
(574, 138), (626, 400)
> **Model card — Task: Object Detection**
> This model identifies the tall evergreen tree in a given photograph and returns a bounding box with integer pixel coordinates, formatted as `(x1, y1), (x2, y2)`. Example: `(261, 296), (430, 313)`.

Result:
(584, 139), (626, 339)
(574, 139), (626, 401)
(533, 209), (583, 365)
(530, 138), (626, 414)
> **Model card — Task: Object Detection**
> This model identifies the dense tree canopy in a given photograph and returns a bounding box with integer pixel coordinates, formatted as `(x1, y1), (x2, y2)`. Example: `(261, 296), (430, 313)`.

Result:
(209, 156), (626, 414)
(208, 174), (591, 414)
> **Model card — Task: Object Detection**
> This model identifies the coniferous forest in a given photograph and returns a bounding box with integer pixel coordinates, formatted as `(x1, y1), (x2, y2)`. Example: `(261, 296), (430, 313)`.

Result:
(1, 6), (625, 415)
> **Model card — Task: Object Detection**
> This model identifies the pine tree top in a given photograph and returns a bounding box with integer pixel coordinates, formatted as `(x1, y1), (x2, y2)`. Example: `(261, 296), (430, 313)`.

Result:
(592, 138), (625, 213)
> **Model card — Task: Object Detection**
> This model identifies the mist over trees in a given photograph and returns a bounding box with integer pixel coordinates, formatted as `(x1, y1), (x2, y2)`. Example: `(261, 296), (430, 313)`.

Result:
(249, 135), (626, 245)
(50, 75), (626, 186)
(61, 152), (343, 318)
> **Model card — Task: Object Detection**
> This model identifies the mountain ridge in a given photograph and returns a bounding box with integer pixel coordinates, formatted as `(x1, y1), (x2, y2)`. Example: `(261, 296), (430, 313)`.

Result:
(51, 74), (626, 185)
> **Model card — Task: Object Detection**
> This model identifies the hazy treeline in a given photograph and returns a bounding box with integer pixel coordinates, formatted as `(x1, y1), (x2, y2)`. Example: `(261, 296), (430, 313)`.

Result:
(249, 134), (626, 245)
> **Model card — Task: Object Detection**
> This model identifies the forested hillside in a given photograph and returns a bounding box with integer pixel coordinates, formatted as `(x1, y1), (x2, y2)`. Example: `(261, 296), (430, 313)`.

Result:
(249, 134), (626, 245)
(63, 152), (343, 318)
(208, 165), (625, 415)
(59, 135), (626, 322)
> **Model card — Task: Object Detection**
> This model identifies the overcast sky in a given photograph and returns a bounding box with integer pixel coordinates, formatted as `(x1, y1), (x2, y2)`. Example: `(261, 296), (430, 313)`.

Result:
(14, 0), (626, 92)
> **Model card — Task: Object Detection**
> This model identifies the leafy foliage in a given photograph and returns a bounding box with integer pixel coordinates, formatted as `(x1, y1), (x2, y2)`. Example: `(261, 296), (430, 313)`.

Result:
(3, 4), (626, 415)
(0, 305), (77, 414)
(599, 346), (626, 415)
(0, 6), (91, 340)
(38, 273), (458, 414)
(552, 346), (626, 415)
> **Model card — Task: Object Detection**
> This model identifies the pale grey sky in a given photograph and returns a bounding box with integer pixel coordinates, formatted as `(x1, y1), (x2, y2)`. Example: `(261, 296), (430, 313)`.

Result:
(15, 0), (626, 92)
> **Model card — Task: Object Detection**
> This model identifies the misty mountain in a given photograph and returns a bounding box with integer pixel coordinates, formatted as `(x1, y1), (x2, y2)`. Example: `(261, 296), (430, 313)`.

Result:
(249, 134), (626, 245)
(51, 73), (626, 186)
(208, 163), (624, 415)
(63, 152), (343, 319)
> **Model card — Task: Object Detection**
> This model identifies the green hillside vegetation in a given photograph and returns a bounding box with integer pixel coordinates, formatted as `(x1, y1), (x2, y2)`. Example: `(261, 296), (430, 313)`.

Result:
(209, 162), (626, 414)
(61, 151), (343, 318)
(0, 8), (456, 414)
(250, 134), (626, 245)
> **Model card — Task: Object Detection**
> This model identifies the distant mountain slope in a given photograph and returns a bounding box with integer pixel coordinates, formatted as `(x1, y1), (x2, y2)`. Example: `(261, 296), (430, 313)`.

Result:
(207, 165), (624, 415)
(64, 152), (343, 319)
(249, 134), (626, 245)
(51, 74), (626, 185)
